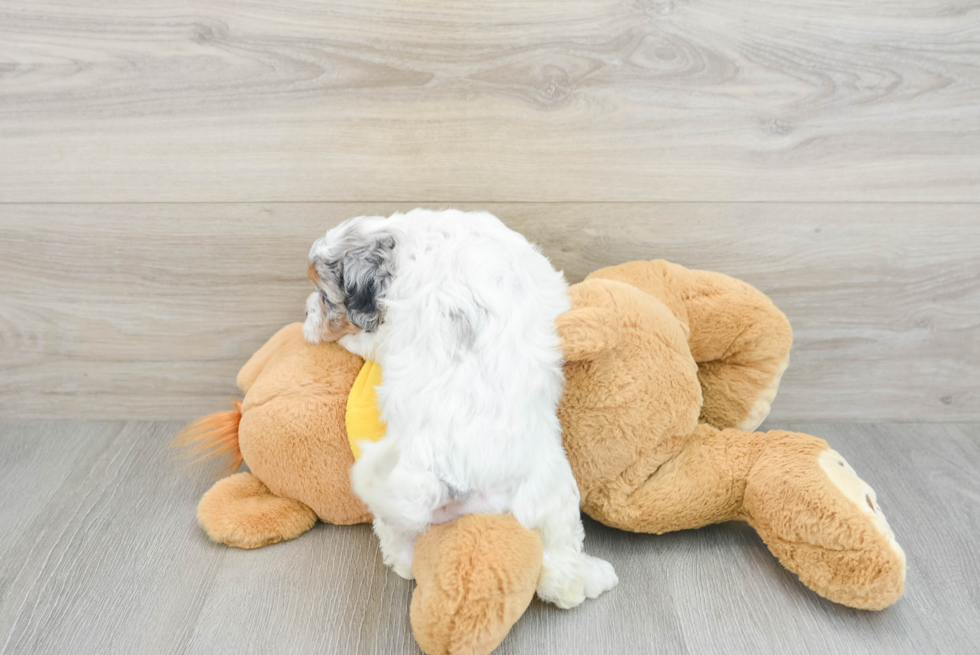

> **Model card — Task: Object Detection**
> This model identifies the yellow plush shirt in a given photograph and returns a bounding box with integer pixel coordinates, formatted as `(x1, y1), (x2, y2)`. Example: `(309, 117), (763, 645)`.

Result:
(345, 360), (387, 460)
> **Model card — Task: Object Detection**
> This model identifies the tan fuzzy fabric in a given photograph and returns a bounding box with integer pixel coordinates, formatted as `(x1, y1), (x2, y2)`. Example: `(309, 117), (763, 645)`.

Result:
(235, 323), (305, 395)
(410, 514), (542, 655)
(237, 323), (371, 526)
(586, 260), (793, 431)
(557, 277), (703, 516)
(189, 322), (371, 542)
(554, 261), (903, 610)
(740, 431), (906, 610)
(181, 258), (904, 648)
(554, 305), (621, 362)
(197, 472), (317, 549)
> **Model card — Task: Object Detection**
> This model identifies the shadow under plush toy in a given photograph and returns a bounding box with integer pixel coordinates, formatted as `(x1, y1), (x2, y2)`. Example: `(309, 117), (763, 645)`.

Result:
(176, 260), (905, 655)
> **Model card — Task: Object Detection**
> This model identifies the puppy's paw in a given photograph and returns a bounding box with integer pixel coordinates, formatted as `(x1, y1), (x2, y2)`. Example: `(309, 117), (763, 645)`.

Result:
(537, 552), (618, 609)
(384, 541), (416, 581)
(350, 438), (400, 506)
(302, 292), (324, 344)
(579, 554), (618, 600)
(374, 517), (417, 581)
(391, 560), (415, 581)
(537, 567), (585, 609)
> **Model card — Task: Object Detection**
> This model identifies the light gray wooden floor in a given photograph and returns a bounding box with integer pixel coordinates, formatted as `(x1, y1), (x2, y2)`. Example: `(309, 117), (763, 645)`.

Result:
(1, 421), (977, 655)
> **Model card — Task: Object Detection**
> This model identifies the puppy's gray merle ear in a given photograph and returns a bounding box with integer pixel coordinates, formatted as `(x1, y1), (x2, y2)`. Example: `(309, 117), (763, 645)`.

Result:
(342, 232), (396, 332)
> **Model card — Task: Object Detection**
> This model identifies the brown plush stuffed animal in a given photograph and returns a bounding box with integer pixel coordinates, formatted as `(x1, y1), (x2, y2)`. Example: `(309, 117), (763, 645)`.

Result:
(176, 260), (905, 655)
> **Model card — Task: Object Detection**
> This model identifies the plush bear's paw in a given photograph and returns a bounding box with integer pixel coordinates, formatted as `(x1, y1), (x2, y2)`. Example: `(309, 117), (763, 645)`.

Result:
(745, 437), (907, 611)
(819, 448), (906, 571)
(737, 355), (790, 431)
(537, 552), (618, 609)
(197, 472), (317, 549)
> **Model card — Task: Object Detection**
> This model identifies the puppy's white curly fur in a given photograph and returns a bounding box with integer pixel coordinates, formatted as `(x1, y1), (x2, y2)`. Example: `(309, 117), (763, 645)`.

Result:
(305, 209), (617, 609)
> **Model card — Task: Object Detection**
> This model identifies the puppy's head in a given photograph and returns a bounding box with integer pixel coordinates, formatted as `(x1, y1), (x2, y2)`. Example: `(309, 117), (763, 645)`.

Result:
(303, 216), (397, 344)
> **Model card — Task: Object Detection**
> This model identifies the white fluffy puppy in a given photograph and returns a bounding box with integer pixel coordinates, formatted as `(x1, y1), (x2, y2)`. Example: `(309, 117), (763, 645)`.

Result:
(303, 209), (617, 609)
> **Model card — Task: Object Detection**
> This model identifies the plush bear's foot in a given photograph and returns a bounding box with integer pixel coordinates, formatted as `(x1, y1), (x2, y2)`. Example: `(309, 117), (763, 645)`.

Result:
(197, 472), (317, 549)
(735, 355), (789, 432)
(744, 434), (906, 610)
(411, 514), (542, 655)
(811, 448), (906, 608)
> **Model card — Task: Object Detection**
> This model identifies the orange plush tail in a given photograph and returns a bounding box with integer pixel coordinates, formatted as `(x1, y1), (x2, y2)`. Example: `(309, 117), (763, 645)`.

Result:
(172, 400), (244, 476)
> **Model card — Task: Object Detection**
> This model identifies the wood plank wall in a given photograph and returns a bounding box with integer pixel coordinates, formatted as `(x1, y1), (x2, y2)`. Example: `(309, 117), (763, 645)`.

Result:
(1, 1), (978, 420)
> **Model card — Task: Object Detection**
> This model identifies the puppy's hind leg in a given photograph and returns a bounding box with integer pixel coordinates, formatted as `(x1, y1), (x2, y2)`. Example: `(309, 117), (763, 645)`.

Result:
(351, 438), (448, 581)
(373, 517), (419, 580)
(511, 457), (618, 609)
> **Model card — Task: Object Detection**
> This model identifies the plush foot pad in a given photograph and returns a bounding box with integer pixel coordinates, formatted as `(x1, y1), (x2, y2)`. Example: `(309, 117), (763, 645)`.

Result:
(737, 355), (789, 432)
(746, 437), (906, 610)
(813, 449), (907, 609)
(411, 514), (542, 655)
(197, 472), (317, 549)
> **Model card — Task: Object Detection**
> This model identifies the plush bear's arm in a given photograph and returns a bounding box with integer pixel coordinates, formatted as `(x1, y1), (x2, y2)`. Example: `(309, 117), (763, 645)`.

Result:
(555, 306), (620, 362)
(236, 323), (305, 394)
(587, 260), (792, 431)
(673, 266), (793, 431)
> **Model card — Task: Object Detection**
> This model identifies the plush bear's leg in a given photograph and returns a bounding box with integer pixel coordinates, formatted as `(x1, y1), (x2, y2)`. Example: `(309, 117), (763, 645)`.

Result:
(197, 472), (317, 549)
(591, 425), (904, 610)
(586, 260), (793, 431)
(681, 275), (792, 431)
(410, 514), (542, 655)
(588, 424), (746, 535)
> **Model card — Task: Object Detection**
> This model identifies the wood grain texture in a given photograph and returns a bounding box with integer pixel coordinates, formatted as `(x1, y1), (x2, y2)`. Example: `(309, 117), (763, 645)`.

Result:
(1, 0), (979, 202)
(1, 421), (978, 654)
(0, 421), (417, 655)
(1, 203), (977, 421)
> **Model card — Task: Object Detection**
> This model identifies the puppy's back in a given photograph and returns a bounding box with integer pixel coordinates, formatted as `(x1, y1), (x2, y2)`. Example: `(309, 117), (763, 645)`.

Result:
(376, 210), (570, 485)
